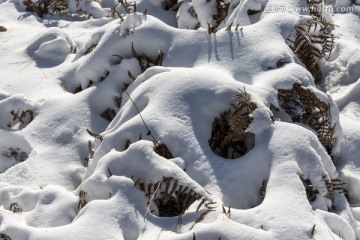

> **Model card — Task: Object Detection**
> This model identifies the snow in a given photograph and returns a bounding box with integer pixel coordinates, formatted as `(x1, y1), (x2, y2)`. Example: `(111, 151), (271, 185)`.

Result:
(0, 0), (360, 239)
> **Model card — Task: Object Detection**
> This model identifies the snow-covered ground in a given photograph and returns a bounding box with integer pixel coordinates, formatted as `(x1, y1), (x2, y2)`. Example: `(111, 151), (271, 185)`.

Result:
(1, 0), (360, 239)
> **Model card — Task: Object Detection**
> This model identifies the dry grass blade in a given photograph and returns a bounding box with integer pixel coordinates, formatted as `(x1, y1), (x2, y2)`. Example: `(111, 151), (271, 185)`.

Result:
(311, 224), (316, 237)
(84, 43), (97, 55)
(189, 209), (214, 230)
(77, 190), (87, 210)
(86, 128), (103, 141)
(260, 180), (267, 199)
(144, 178), (164, 220)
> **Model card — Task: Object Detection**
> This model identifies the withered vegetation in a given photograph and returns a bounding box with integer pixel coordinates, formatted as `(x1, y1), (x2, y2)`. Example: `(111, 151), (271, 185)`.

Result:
(298, 172), (345, 209)
(131, 42), (164, 73)
(278, 84), (335, 155)
(7, 109), (33, 130)
(153, 142), (174, 159)
(287, 1), (335, 83)
(132, 176), (204, 217)
(23, 0), (67, 17)
(209, 88), (257, 159)
(0, 233), (11, 240)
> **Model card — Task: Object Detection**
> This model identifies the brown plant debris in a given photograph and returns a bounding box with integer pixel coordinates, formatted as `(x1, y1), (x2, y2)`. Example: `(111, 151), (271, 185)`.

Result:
(153, 142), (174, 159)
(23, 0), (67, 17)
(0, 26), (7, 32)
(299, 173), (318, 202)
(131, 42), (164, 73)
(188, 6), (198, 18)
(2, 148), (28, 162)
(162, 0), (182, 11)
(209, 88), (257, 159)
(260, 180), (267, 199)
(86, 128), (103, 141)
(101, 108), (116, 122)
(0, 233), (11, 240)
(111, 0), (137, 20)
(83, 140), (94, 167)
(278, 84), (335, 155)
(10, 203), (22, 213)
(306, 0), (323, 18)
(298, 172), (345, 207)
(133, 176), (204, 217)
(189, 208), (214, 230)
(84, 43), (97, 55)
(77, 189), (87, 210)
(114, 96), (122, 108)
(286, 16), (335, 83)
(311, 224), (316, 237)
(222, 204), (231, 218)
(213, 0), (231, 27)
(8, 109), (33, 130)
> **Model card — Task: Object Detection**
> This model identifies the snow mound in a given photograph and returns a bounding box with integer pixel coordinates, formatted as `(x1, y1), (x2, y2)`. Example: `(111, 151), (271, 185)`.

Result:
(0, 94), (37, 130)
(0, 130), (31, 173)
(27, 28), (76, 67)
(74, 66), (347, 239)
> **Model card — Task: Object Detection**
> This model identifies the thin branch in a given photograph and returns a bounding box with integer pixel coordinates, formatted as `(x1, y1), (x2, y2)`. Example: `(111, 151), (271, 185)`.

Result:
(125, 91), (158, 144)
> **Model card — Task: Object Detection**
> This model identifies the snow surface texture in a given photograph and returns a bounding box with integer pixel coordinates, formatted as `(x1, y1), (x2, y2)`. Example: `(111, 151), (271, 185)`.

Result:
(0, 0), (360, 239)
